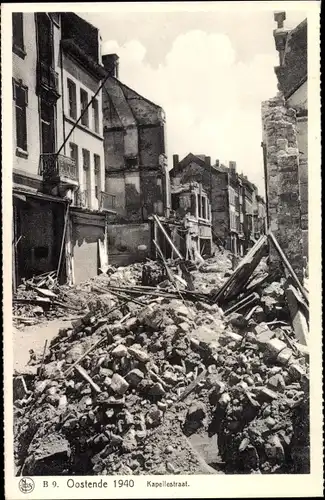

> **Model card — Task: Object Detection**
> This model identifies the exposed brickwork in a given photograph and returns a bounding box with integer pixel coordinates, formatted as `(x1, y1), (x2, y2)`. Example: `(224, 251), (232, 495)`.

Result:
(262, 93), (304, 280)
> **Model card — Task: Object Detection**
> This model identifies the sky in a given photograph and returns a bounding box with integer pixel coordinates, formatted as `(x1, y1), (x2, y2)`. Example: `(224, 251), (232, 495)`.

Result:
(80, 7), (307, 197)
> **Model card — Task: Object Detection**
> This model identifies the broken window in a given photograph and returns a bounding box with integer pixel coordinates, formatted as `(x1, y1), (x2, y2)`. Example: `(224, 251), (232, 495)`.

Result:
(36, 13), (53, 68)
(40, 99), (56, 153)
(197, 195), (201, 217)
(202, 196), (207, 219)
(80, 88), (89, 127)
(12, 13), (25, 57)
(67, 79), (77, 120)
(92, 99), (99, 133)
(125, 157), (137, 168)
(13, 81), (28, 152)
(171, 194), (180, 211)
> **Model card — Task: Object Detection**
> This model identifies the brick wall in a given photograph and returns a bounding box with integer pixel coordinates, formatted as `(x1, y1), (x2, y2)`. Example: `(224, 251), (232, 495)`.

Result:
(262, 93), (304, 279)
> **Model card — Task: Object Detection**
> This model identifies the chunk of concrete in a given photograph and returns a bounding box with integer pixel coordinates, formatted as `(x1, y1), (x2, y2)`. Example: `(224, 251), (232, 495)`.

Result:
(111, 345), (128, 358)
(111, 374), (129, 395)
(125, 369), (144, 387)
(128, 347), (150, 363)
(13, 376), (29, 401)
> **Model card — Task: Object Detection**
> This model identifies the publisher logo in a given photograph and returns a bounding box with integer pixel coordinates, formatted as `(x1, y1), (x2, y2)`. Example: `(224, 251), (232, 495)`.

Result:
(19, 477), (35, 494)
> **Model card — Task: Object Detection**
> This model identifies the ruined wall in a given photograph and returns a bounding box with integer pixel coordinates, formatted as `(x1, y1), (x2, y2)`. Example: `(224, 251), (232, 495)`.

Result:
(287, 82), (308, 259)
(106, 222), (151, 266)
(139, 126), (164, 167)
(71, 210), (105, 284)
(262, 93), (304, 280)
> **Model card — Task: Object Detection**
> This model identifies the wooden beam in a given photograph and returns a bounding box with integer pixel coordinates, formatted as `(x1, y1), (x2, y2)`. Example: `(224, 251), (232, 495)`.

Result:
(268, 230), (309, 304)
(153, 214), (184, 260)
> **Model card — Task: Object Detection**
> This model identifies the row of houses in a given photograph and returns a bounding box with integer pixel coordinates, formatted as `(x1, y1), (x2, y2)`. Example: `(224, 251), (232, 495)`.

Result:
(170, 154), (266, 257)
(12, 11), (266, 290)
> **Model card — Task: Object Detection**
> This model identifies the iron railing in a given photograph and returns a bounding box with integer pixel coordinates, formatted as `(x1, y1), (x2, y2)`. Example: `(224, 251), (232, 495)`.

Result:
(40, 153), (78, 182)
(37, 61), (59, 94)
(75, 188), (89, 208)
(100, 191), (116, 210)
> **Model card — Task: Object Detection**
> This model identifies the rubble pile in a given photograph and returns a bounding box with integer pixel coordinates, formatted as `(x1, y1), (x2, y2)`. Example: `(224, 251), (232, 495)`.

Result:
(13, 263), (144, 326)
(14, 273), (309, 476)
(13, 233), (310, 475)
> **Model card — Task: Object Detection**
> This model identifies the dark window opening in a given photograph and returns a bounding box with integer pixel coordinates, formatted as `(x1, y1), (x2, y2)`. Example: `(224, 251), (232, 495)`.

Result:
(40, 99), (56, 153)
(12, 13), (25, 56)
(34, 246), (49, 259)
(125, 157), (137, 169)
(14, 82), (28, 152)
(171, 194), (180, 211)
(36, 13), (54, 68)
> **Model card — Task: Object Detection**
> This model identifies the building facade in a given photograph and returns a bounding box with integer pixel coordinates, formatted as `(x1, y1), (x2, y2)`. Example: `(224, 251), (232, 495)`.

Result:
(170, 154), (265, 256)
(12, 12), (110, 288)
(100, 54), (169, 265)
(170, 181), (212, 258)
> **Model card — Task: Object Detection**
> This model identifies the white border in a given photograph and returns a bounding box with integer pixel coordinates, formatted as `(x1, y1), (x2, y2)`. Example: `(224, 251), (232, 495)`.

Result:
(2, 2), (322, 499)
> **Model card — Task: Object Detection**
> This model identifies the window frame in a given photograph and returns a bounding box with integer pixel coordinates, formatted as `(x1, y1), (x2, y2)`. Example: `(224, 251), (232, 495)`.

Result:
(67, 78), (77, 120)
(80, 88), (89, 128)
(13, 80), (28, 155)
(92, 98), (99, 134)
(12, 13), (26, 59)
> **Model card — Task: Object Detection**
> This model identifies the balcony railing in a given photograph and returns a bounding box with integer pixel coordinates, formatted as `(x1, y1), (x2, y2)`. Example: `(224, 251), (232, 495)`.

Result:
(40, 153), (78, 183)
(37, 61), (60, 96)
(75, 189), (89, 208)
(100, 191), (116, 210)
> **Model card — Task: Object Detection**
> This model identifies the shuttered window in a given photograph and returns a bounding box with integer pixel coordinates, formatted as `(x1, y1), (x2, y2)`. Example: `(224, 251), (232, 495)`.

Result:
(13, 81), (28, 152)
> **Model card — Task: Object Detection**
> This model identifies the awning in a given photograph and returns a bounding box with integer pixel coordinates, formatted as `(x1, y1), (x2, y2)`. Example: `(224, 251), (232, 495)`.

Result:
(13, 184), (68, 204)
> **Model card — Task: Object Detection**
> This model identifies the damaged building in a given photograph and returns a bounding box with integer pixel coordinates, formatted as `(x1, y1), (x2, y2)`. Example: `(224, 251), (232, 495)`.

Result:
(12, 12), (111, 288)
(261, 13), (308, 280)
(170, 154), (266, 256)
(101, 55), (169, 266)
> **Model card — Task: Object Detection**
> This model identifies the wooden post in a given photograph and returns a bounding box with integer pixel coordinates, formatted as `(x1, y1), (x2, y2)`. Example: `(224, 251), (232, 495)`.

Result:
(153, 214), (184, 260)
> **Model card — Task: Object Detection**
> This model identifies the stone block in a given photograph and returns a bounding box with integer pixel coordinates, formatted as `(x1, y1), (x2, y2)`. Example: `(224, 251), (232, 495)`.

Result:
(125, 369), (144, 387)
(111, 374), (129, 395)
(264, 338), (287, 358)
(128, 347), (150, 363)
(112, 345), (128, 358)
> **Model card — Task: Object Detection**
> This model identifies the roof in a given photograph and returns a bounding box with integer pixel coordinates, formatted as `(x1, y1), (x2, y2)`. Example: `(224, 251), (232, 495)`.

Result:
(274, 18), (307, 98)
(169, 153), (228, 177)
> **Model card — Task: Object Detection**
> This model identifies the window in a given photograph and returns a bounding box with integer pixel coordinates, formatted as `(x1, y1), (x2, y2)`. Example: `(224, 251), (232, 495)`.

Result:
(69, 143), (79, 171)
(92, 99), (99, 133)
(67, 79), (77, 120)
(12, 13), (25, 57)
(197, 195), (202, 218)
(13, 81), (28, 152)
(36, 13), (53, 67)
(171, 194), (180, 211)
(80, 89), (89, 127)
(40, 99), (55, 153)
(82, 148), (90, 169)
(94, 154), (101, 199)
(202, 196), (207, 219)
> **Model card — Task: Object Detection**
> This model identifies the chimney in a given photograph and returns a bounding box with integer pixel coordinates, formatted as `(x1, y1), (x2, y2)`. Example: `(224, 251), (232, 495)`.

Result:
(102, 53), (119, 78)
(206, 156), (211, 166)
(173, 154), (179, 168)
(215, 159), (220, 168)
(229, 161), (237, 173)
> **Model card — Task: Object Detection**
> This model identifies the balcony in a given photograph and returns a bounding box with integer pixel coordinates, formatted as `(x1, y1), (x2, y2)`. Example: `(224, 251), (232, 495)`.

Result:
(40, 153), (78, 188)
(100, 191), (116, 211)
(36, 61), (60, 100)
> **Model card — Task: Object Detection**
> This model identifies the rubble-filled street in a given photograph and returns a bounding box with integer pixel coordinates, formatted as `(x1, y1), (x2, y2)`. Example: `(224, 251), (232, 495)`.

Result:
(13, 238), (310, 476)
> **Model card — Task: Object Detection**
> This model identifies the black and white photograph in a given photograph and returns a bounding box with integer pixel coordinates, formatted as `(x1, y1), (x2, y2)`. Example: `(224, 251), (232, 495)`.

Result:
(2, 1), (322, 498)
